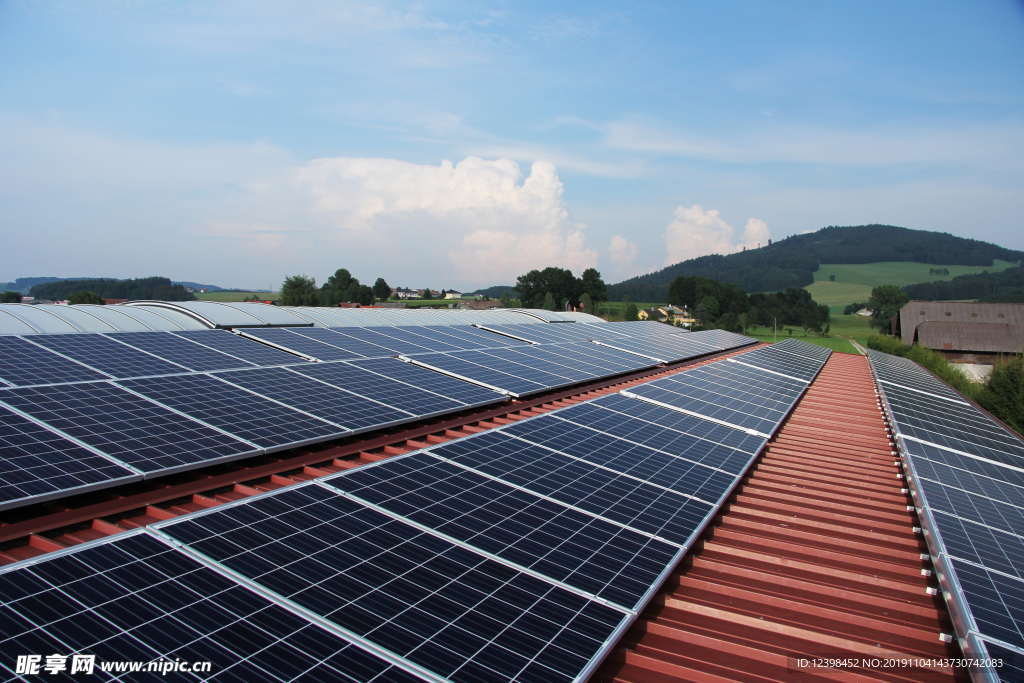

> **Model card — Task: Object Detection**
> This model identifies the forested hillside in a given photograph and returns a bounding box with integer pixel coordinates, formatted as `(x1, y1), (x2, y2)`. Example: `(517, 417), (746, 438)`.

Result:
(904, 266), (1024, 302)
(609, 225), (1023, 301)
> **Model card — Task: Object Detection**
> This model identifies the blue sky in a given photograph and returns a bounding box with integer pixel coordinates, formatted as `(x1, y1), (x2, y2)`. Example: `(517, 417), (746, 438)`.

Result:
(2, 1), (1022, 290)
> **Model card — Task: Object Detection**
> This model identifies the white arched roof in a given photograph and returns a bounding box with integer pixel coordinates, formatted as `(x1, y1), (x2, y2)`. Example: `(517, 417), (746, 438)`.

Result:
(0, 303), (207, 334)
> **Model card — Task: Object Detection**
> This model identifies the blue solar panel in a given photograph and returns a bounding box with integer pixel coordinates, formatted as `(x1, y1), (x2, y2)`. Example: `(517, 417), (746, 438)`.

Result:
(587, 393), (768, 455)
(503, 415), (735, 503)
(331, 327), (433, 354)
(528, 344), (641, 375)
(292, 327), (395, 357)
(430, 430), (714, 545)
(0, 533), (412, 682)
(214, 367), (412, 431)
(659, 369), (794, 415)
(28, 333), (187, 379)
(424, 325), (530, 349)
(0, 382), (257, 473)
(120, 374), (348, 450)
(160, 485), (627, 682)
(0, 406), (138, 510)
(346, 358), (505, 407)
(950, 559), (1024, 648)
(104, 331), (257, 371)
(290, 362), (465, 416)
(391, 326), (477, 350)
(172, 329), (307, 366)
(929, 509), (1023, 580)
(731, 347), (822, 381)
(377, 327), (464, 353)
(327, 454), (679, 610)
(240, 328), (363, 361)
(473, 348), (589, 382)
(552, 401), (755, 475)
(407, 353), (545, 396)
(0, 336), (109, 386)
(626, 380), (779, 435)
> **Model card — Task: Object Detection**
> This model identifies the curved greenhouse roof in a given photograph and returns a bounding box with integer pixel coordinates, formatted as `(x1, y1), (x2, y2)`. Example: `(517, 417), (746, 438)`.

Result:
(0, 303), (207, 334)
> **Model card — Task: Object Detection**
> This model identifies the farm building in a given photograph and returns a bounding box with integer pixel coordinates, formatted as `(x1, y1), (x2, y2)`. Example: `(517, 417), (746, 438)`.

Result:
(900, 300), (1024, 362)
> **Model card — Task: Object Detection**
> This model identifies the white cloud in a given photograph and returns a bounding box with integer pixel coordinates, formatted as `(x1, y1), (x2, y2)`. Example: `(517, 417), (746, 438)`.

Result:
(663, 204), (771, 265)
(608, 235), (638, 267)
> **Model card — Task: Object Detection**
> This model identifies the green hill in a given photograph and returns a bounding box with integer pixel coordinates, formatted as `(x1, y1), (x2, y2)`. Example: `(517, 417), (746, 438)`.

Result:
(808, 260), (1018, 312)
(608, 224), (1024, 302)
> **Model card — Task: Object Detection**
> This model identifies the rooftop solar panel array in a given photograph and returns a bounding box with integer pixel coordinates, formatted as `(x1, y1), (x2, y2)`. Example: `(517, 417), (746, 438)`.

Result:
(0, 336), (110, 386)
(868, 349), (1024, 680)
(0, 338), (827, 681)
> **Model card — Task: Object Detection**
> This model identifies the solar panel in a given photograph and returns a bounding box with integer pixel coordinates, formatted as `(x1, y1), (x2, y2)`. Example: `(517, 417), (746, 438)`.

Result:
(429, 430), (715, 545)
(0, 382), (257, 474)
(172, 329), (308, 366)
(429, 325), (530, 349)
(214, 367), (412, 431)
(119, 374), (348, 450)
(593, 336), (718, 364)
(624, 379), (779, 435)
(376, 327), (465, 353)
(239, 328), (364, 361)
(658, 368), (794, 415)
(729, 347), (823, 381)
(406, 353), (546, 396)
(0, 336), (109, 386)
(326, 453), (679, 610)
(0, 532), (415, 681)
(0, 406), (139, 510)
(591, 393), (768, 455)
(869, 350), (1024, 671)
(501, 415), (735, 503)
(551, 401), (755, 474)
(103, 331), (258, 371)
(293, 327), (395, 358)
(949, 558), (1024, 649)
(530, 343), (647, 375)
(289, 362), (465, 417)
(27, 333), (188, 379)
(159, 484), (628, 682)
(393, 326), (479, 350)
(472, 348), (590, 382)
(330, 327), (433, 355)
(347, 358), (505, 408)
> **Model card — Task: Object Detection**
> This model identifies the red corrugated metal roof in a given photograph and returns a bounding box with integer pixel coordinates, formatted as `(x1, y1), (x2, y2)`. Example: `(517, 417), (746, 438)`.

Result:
(598, 352), (967, 682)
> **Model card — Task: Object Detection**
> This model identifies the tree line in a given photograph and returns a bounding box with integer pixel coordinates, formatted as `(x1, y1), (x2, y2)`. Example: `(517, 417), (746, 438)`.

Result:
(662, 275), (830, 334)
(28, 277), (195, 302)
(903, 265), (1024, 302)
(279, 270), (393, 306)
(514, 267), (608, 313)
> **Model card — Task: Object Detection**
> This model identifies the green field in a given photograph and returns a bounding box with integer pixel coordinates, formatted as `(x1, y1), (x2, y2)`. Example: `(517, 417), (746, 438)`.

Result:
(196, 290), (278, 302)
(806, 260), (1016, 313)
(745, 312), (873, 355)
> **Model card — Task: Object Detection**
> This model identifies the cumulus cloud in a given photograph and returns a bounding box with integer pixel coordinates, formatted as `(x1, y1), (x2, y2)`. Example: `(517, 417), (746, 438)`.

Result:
(663, 204), (771, 264)
(608, 234), (638, 267)
(217, 155), (597, 286)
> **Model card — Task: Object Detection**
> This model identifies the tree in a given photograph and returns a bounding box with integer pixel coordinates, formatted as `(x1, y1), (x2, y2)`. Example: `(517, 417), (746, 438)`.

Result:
(0, 291), (20, 303)
(580, 268), (607, 303)
(976, 357), (1024, 434)
(67, 291), (104, 305)
(867, 284), (909, 332)
(321, 268), (357, 306)
(352, 284), (374, 305)
(542, 291), (556, 311)
(695, 295), (719, 326)
(579, 292), (594, 314)
(623, 302), (638, 321)
(372, 278), (391, 301)
(829, 274), (836, 282)
(280, 275), (319, 306)
(422, 288), (434, 300)
(516, 267), (581, 309)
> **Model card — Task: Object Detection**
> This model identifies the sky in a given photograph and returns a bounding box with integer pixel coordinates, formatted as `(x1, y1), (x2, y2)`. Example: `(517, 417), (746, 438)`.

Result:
(2, 1), (1023, 291)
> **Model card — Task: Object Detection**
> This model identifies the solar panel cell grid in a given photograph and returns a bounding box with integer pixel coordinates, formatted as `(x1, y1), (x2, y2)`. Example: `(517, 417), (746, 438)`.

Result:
(552, 403), (753, 474)
(0, 336), (109, 387)
(28, 333), (187, 380)
(293, 327), (395, 358)
(626, 382), (778, 435)
(430, 431), (714, 545)
(241, 328), (364, 361)
(950, 559), (1024, 648)
(290, 363), (464, 416)
(594, 393), (767, 454)
(103, 331), (257, 372)
(327, 454), (679, 610)
(408, 354), (545, 396)
(0, 382), (257, 473)
(503, 415), (735, 503)
(119, 374), (347, 449)
(0, 533), (408, 682)
(172, 329), (308, 367)
(214, 367), (412, 431)
(160, 485), (626, 682)
(0, 407), (138, 509)
(347, 358), (504, 407)
(930, 510), (1024, 581)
